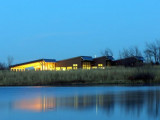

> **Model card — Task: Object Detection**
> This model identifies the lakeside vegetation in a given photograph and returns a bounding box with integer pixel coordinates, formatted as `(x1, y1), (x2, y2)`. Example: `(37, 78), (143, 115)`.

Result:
(0, 66), (160, 86)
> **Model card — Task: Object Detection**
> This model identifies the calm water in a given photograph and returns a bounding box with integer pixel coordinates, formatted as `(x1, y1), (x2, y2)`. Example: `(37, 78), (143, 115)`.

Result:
(0, 86), (160, 120)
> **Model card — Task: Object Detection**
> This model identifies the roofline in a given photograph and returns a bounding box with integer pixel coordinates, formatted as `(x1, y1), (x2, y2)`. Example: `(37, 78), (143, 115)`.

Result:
(10, 59), (56, 68)
(57, 56), (93, 62)
(93, 56), (107, 59)
(93, 56), (114, 60)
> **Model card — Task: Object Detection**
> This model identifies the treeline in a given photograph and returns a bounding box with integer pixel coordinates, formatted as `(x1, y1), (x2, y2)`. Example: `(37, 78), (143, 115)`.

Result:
(0, 56), (14, 70)
(101, 39), (160, 64)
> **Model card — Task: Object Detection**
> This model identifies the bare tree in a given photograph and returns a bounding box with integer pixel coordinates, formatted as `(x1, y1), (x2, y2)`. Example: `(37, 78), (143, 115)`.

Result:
(119, 51), (123, 59)
(101, 48), (113, 57)
(131, 46), (142, 56)
(144, 49), (153, 63)
(144, 41), (158, 63)
(123, 48), (130, 58)
(156, 40), (160, 62)
(0, 62), (7, 70)
(7, 56), (14, 68)
(119, 46), (142, 59)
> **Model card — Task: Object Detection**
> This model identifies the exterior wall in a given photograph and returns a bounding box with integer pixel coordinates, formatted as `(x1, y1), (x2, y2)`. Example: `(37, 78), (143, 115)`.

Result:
(56, 57), (82, 70)
(56, 57), (94, 70)
(93, 56), (113, 68)
(114, 57), (143, 67)
(93, 57), (106, 67)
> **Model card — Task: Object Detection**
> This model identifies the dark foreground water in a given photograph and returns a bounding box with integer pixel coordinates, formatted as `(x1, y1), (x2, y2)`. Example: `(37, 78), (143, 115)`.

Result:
(0, 86), (160, 120)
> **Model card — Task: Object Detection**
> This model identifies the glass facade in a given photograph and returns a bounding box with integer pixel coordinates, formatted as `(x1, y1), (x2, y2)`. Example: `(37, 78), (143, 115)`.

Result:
(11, 61), (56, 71)
(82, 62), (91, 70)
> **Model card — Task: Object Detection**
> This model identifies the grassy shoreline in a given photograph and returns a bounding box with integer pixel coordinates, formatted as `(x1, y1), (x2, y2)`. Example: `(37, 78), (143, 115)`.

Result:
(0, 66), (160, 86)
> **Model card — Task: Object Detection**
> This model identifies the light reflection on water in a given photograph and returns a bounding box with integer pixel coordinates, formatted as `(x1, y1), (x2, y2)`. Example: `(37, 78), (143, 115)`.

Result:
(0, 87), (160, 120)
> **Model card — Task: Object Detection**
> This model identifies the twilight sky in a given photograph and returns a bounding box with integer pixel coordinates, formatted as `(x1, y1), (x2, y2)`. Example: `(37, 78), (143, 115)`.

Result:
(0, 0), (160, 64)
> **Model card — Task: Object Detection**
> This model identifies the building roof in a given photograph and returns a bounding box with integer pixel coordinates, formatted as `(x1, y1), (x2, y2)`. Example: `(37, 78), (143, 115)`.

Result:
(81, 56), (93, 61)
(106, 56), (114, 61)
(10, 59), (56, 68)
(57, 56), (93, 62)
(115, 56), (144, 62)
(134, 56), (145, 61)
(43, 59), (56, 62)
(94, 56), (114, 61)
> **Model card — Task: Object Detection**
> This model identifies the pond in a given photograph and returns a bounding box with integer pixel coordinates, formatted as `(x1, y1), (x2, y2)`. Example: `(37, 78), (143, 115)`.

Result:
(0, 86), (159, 120)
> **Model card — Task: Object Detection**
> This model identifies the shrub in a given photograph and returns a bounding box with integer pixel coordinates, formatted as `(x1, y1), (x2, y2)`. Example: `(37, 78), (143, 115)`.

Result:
(128, 72), (155, 84)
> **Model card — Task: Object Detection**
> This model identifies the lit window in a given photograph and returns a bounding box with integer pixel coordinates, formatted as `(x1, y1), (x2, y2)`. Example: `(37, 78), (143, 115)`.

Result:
(61, 67), (66, 71)
(92, 66), (97, 69)
(98, 64), (104, 69)
(73, 64), (78, 67)
(83, 62), (91, 70)
(67, 67), (72, 70)
(73, 64), (78, 70)
(98, 64), (103, 67)
(56, 67), (61, 71)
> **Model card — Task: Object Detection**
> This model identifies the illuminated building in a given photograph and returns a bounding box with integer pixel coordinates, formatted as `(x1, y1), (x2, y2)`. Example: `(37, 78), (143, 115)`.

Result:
(10, 55), (144, 71)
(93, 56), (114, 69)
(10, 59), (56, 71)
(56, 56), (93, 70)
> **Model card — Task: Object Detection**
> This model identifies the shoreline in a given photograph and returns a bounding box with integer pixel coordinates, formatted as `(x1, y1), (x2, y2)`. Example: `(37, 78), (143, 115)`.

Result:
(0, 83), (160, 87)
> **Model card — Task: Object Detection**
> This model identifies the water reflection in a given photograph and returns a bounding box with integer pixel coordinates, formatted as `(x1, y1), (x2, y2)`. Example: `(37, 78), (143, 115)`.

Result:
(12, 90), (160, 119)
(13, 97), (56, 112)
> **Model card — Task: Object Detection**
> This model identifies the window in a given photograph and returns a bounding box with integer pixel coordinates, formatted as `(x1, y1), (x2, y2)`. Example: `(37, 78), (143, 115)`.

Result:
(98, 64), (104, 69)
(98, 64), (103, 67)
(83, 62), (91, 70)
(61, 67), (66, 71)
(92, 66), (97, 69)
(67, 67), (72, 70)
(56, 67), (61, 71)
(11, 69), (16, 72)
(73, 64), (78, 67)
(73, 64), (78, 70)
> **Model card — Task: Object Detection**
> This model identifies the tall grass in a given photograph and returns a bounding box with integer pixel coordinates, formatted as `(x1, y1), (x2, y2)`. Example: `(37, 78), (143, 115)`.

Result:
(0, 66), (160, 86)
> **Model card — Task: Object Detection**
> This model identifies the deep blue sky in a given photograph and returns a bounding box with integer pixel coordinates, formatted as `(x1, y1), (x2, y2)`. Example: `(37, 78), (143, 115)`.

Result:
(0, 0), (160, 64)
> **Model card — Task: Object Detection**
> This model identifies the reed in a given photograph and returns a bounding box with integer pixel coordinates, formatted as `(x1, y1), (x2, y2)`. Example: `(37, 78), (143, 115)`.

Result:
(0, 66), (160, 86)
